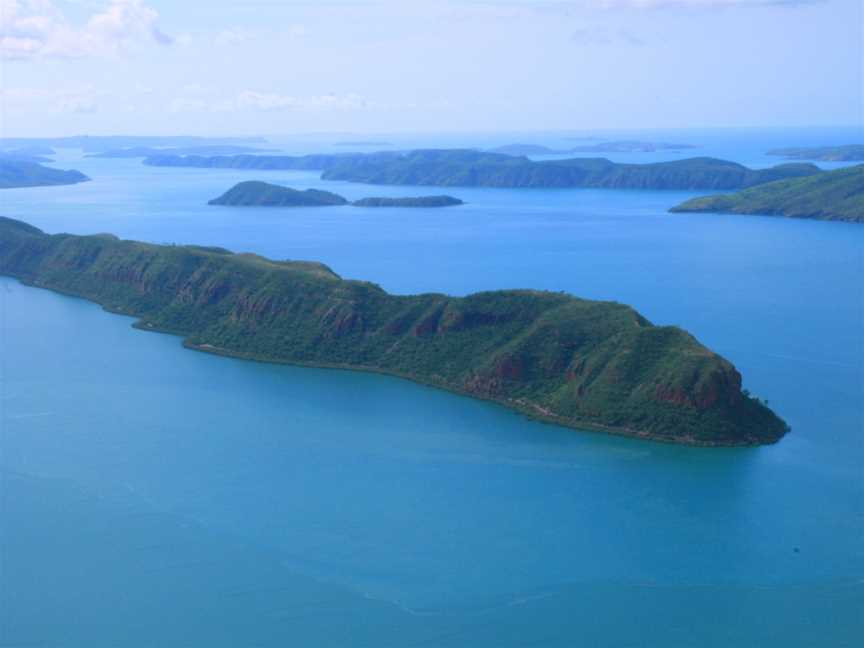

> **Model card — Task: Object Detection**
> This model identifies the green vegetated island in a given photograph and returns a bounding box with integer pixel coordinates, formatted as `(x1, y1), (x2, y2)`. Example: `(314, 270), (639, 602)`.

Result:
(767, 144), (864, 162)
(0, 216), (788, 446)
(209, 181), (464, 208)
(145, 150), (819, 191)
(671, 165), (864, 223)
(0, 158), (90, 189)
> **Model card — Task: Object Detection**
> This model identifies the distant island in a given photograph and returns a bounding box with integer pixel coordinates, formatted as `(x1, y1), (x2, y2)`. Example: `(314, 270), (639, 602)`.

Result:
(353, 195), (463, 207)
(146, 150), (820, 191)
(334, 141), (393, 147)
(0, 216), (788, 446)
(767, 145), (864, 162)
(0, 135), (268, 153)
(0, 145), (56, 162)
(87, 145), (279, 158)
(209, 181), (463, 208)
(209, 181), (348, 206)
(487, 144), (569, 156)
(0, 159), (90, 189)
(670, 165), (863, 223)
(568, 140), (699, 153)
(489, 141), (699, 156)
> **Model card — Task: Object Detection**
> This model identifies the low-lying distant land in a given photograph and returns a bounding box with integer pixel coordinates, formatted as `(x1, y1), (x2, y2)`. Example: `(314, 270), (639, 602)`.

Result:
(334, 141), (393, 147)
(767, 144), (864, 162)
(488, 141), (699, 156)
(670, 165), (863, 223)
(209, 181), (463, 208)
(86, 145), (280, 158)
(352, 195), (463, 207)
(147, 150), (820, 191)
(0, 145), (57, 163)
(0, 159), (90, 189)
(0, 216), (788, 446)
(0, 135), (268, 154)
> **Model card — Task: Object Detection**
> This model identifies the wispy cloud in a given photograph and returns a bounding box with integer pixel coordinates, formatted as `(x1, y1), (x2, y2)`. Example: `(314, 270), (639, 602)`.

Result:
(594, 0), (822, 7)
(0, 0), (173, 60)
(166, 88), (396, 114)
(1, 85), (103, 113)
(473, 0), (823, 10)
(236, 90), (374, 112)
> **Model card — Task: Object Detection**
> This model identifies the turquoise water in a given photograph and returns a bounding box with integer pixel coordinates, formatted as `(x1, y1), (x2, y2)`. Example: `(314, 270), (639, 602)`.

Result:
(1, 129), (862, 646)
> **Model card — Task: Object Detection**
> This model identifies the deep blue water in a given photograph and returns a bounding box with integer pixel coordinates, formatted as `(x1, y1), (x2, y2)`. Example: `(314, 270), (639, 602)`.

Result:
(1, 128), (862, 646)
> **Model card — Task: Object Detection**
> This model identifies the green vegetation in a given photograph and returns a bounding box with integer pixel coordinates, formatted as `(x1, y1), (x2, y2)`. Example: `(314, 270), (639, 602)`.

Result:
(767, 145), (864, 162)
(208, 181), (348, 207)
(352, 195), (463, 207)
(320, 151), (819, 190)
(0, 159), (90, 189)
(208, 182), (463, 209)
(0, 216), (788, 446)
(670, 165), (864, 223)
(147, 150), (820, 191)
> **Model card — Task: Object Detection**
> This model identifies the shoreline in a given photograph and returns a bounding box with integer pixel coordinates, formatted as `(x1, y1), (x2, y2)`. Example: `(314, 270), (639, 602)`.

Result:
(3, 272), (776, 448)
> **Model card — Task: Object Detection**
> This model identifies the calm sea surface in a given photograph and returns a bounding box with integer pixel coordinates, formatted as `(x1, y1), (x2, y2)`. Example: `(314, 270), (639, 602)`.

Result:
(1, 128), (862, 646)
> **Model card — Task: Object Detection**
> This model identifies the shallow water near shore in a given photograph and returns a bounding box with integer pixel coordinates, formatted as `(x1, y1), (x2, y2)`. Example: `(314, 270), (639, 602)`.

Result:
(1, 128), (862, 646)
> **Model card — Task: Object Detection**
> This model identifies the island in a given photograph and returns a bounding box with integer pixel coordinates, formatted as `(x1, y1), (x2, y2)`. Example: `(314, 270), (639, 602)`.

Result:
(86, 145), (279, 158)
(145, 151), (398, 171)
(670, 165), (863, 223)
(352, 196), (463, 207)
(568, 140), (699, 153)
(767, 145), (864, 162)
(0, 135), (268, 153)
(1, 145), (56, 162)
(208, 181), (348, 207)
(146, 150), (820, 191)
(334, 141), (393, 147)
(209, 182), (464, 209)
(488, 141), (699, 156)
(0, 159), (90, 189)
(487, 144), (569, 156)
(0, 216), (788, 446)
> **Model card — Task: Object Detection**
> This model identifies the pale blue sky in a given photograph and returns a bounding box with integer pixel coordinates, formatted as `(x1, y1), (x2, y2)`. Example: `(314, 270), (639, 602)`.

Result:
(0, 0), (860, 136)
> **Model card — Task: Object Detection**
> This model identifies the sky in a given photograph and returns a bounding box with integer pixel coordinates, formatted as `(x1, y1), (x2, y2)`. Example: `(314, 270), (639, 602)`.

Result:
(0, 0), (861, 136)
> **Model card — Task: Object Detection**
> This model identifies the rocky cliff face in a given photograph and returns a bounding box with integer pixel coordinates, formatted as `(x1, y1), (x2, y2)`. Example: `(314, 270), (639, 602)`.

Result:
(0, 217), (789, 445)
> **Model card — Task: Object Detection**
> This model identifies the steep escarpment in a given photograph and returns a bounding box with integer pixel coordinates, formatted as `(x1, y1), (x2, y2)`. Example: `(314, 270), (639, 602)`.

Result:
(144, 150), (820, 191)
(0, 216), (788, 445)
